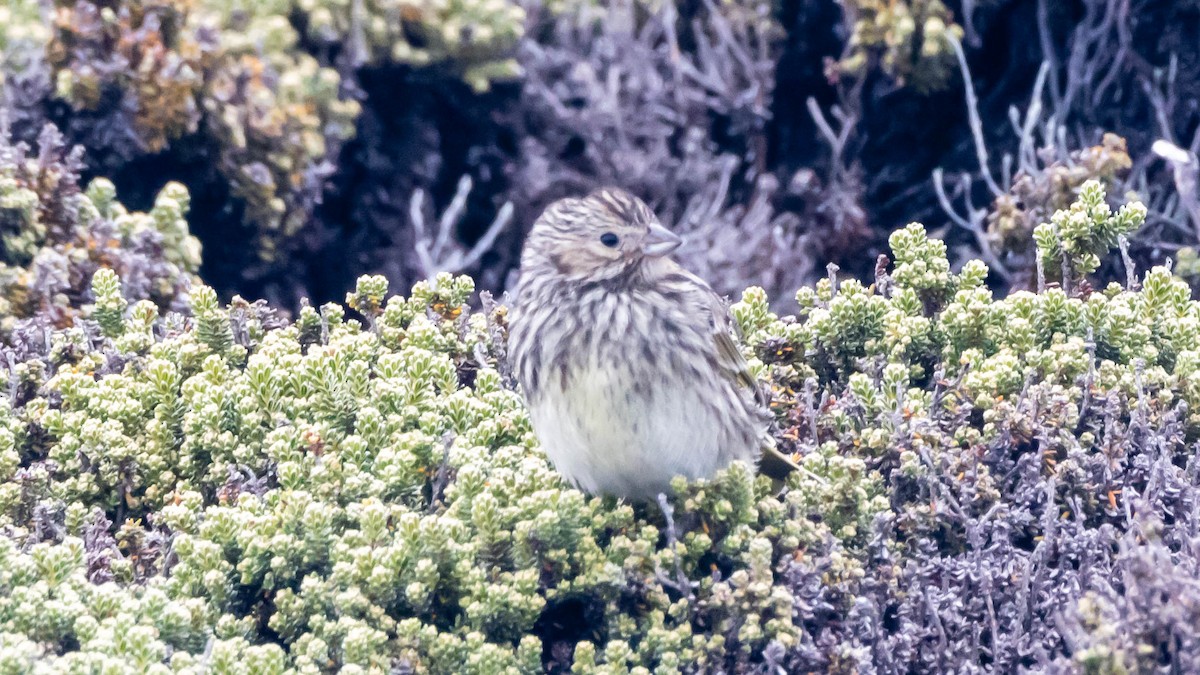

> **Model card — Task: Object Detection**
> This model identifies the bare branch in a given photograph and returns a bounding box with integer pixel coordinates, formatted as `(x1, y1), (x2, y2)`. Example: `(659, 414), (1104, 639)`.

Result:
(948, 35), (1002, 198)
(933, 168), (1011, 281)
(436, 175), (473, 258)
(408, 189), (438, 278)
(1036, 0), (1062, 107)
(407, 178), (516, 279)
(455, 202), (515, 272)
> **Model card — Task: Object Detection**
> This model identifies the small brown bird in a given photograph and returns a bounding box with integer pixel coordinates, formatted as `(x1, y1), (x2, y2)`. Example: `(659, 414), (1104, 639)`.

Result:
(509, 188), (796, 500)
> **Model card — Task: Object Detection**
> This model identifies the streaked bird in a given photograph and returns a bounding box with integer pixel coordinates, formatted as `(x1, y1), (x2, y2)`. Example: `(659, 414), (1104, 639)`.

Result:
(509, 188), (796, 500)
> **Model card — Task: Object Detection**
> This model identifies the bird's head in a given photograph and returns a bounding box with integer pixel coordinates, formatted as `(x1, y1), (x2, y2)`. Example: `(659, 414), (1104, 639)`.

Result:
(520, 188), (683, 284)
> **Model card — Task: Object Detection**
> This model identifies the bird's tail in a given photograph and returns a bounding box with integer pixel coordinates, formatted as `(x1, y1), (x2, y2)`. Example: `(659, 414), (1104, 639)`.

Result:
(758, 436), (828, 487)
(759, 438), (801, 482)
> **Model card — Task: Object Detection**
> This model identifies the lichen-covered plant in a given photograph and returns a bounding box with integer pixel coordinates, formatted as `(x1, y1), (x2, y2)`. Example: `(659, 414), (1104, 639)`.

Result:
(986, 133), (1135, 288)
(296, 0), (526, 91)
(0, 0), (52, 143)
(2, 182), (1200, 672)
(928, 1), (1200, 297)
(1032, 177), (1145, 291)
(0, 0), (48, 87)
(0, 122), (200, 335)
(46, 0), (207, 157)
(42, 0), (360, 260)
(832, 0), (965, 93)
(199, 32), (360, 261)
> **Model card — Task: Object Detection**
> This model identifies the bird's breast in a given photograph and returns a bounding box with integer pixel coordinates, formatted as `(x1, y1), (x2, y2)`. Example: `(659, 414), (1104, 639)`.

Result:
(513, 282), (762, 498)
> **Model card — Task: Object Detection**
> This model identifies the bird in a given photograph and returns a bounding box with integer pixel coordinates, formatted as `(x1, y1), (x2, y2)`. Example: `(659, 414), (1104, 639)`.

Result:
(508, 188), (798, 500)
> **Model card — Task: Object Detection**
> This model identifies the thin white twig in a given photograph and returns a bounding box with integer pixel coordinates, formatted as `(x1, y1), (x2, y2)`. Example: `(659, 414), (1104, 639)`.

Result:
(408, 178), (516, 279)
(409, 190), (437, 277)
(948, 35), (1002, 198)
(436, 175), (473, 258)
(454, 202), (515, 271)
(932, 169), (1011, 281)
(1018, 62), (1051, 177)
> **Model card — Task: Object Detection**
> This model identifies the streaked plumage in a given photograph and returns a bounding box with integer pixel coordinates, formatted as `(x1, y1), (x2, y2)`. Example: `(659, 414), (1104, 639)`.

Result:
(509, 188), (792, 499)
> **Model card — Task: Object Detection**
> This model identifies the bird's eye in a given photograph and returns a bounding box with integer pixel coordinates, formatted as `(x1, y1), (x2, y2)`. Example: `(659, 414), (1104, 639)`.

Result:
(600, 232), (620, 248)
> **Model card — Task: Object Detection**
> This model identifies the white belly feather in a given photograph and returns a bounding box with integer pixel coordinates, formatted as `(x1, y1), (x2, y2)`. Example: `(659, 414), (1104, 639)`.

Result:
(527, 362), (734, 499)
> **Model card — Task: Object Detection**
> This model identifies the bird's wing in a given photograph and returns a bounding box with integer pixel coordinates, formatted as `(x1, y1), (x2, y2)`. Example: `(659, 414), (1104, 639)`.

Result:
(700, 287), (801, 481)
(711, 301), (767, 405)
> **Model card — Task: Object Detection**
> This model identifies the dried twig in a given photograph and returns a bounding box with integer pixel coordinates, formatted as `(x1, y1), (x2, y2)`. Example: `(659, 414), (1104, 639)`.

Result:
(948, 35), (1002, 198)
(409, 175), (515, 279)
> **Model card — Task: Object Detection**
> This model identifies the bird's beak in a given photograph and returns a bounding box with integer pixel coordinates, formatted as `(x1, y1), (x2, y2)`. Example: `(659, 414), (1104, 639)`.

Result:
(642, 223), (683, 257)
